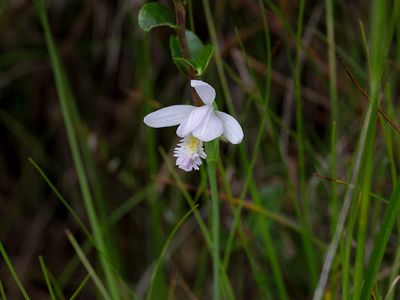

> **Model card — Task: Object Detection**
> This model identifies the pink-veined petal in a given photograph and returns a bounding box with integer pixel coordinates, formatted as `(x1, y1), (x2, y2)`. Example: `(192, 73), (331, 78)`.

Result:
(143, 105), (195, 128)
(191, 80), (216, 105)
(192, 110), (224, 142)
(215, 111), (244, 144)
(176, 105), (210, 137)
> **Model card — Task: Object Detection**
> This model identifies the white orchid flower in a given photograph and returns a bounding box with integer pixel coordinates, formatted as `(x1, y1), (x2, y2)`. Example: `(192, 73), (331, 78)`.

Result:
(144, 80), (244, 171)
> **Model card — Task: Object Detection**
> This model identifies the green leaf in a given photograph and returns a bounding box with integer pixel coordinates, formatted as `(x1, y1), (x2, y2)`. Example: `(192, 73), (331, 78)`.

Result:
(191, 45), (214, 75)
(169, 36), (191, 74)
(360, 179), (400, 299)
(184, 30), (205, 57)
(138, 3), (177, 32)
(170, 30), (214, 76)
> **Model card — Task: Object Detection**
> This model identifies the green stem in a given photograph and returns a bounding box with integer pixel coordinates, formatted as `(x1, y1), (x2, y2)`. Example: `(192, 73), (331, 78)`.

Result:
(206, 140), (220, 300)
(0, 242), (30, 300)
(293, 0), (318, 286)
(325, 0), (339, 236)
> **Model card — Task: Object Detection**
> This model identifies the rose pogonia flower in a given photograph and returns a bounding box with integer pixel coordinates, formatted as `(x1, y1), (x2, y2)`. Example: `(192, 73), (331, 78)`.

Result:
(144, 80), (244, 171)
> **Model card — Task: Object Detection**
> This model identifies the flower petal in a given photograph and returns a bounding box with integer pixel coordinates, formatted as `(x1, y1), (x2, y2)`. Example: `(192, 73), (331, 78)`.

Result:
(191, 80), (216, 105)
(176, 105), (210, 137)
(192, 110), (224, 142)
(216, 111), (244, 144)
(144, 105), (195, 128)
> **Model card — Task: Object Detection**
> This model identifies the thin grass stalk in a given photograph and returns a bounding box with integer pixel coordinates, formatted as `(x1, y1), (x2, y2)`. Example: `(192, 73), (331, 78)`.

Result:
(0, 280), (6, 300)
(147, 206), (197, 300)
(160, 148), (212, 247)
(29, 158), (93, 242)
(160, 149), (234, 298)
(342, 193), (361, 300)
(314, 1), (392, 296)
(293, 0), (318, 287)
(66, 231), (112, 300)
(202, 1), (289, 298)
(220, 99), (291, 300)
(330, 121), (338, 233)
(357, 1), (397, 298)
(222, 0), (273, 270)
(46, 272), (66, 300)
(206, 140), (221, 300)
(34, 1), (120, 298)
(39, 256), (57, 300)
(354, 1), (393, 298)
(69, 275), (90, 300)
(0, 242), (30, 300)
(218, 162), (273, 299)
(386, 2), (400, 298)
(387, 222), (400, 300)
(325, 0), (339, 236)
(201, 0), (234, 114)
(360, 179), (400, 299)
(312, 68), (375, 300)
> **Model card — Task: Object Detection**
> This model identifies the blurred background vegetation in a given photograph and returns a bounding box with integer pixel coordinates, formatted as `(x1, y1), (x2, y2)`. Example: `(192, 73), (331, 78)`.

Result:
(1, 0), (400, 299)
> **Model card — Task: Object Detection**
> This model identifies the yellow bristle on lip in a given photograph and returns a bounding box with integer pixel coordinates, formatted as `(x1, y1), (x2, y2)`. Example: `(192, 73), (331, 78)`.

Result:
(186, 136), (201, 153)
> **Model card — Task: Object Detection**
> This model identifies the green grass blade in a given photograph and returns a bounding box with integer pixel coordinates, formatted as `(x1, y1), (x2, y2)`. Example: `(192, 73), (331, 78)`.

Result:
(65, 231), (112, 300)
(325, 0), (339, 239)
(0, 242), (30, 300)
(69, 275), (90, 300)
(360, 180), (400, 298)
(146, 205), (198, 300)
(159, 148), (212, 247)
(29, 158), (93, 243)
(205, 139), (221, 300)
(293, 0), (318, 287)
(46, 271), (66, 300)
(108, 186), (152, 226)
(39, 256), (57, 300)
(33, 1), (120, 298)
(0, 280), (6, 300)
(202, 1), (290, 298)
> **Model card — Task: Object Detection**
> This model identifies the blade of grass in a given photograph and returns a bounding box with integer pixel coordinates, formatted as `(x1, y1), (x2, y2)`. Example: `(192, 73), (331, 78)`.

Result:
(353, 1), (393, 297)
(29, 158), (93, 243)
(205, 139), (221, 300)
(360, 179), (400, 298)
(222, 0), (275, 270)
(386, 242), (400, 300)
(107, 186), (152, 226)
(325, 0), (339, 237)
(58, 186), (150, 291)
(69, 275), (90, 300)
(34, 1), (120, 298)
(385, 276), (400, 300)
(0, 241), (30, 300)
(39, 256), (57, 300)
(330, 121), (338, 233)
(65, 230), (112, 300)
(342, 193), (361, 300)
(0, 280), (5, 300)
(160, 148), (212, 247)
(46, 270), (66, 300)
(314, 174), (389, 204)
(159, 149), (235, 298)
(312, 64), (377, 300)
(202, 1), (289, 298)
(293, 0), (318, 287)
(146, 205), (198, 300)
(338, 55), (400, 136)
(158, 175), (321, 237)
(313, 0), (396, 294)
